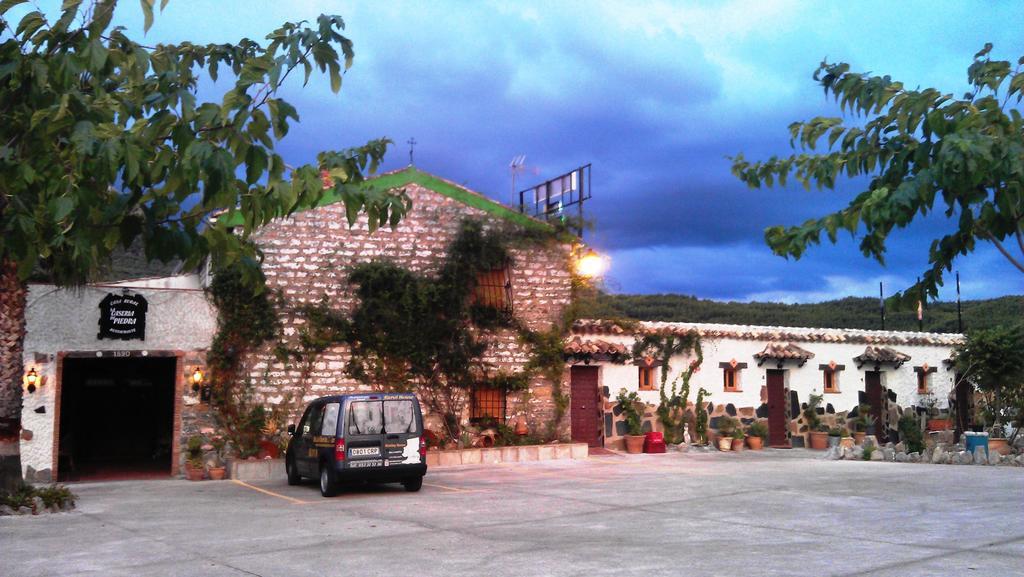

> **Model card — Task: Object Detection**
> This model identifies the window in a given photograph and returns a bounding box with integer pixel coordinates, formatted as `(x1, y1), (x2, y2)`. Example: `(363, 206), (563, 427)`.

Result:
(723, 368), (740, 392)
(823, 369), (839, 393)
(321, 402), (340, 436)
(638, 367), (656, 391)
(474, 266), (513, 313)
(471, 387), (506, 421)
(307, 404), (324, 437)
(383, 400), (417, 434)
(917, 371), (929, 393)
(348, 401), (383, 435)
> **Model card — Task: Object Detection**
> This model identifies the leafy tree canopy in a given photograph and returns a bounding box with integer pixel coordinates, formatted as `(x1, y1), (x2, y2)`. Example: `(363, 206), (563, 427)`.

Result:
(0, 0), (410, 285)
(732, 44), (1024, 304)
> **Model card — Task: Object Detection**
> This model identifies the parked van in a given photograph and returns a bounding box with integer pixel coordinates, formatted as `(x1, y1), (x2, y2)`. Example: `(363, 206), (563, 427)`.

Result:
(285, 393), (427, 497)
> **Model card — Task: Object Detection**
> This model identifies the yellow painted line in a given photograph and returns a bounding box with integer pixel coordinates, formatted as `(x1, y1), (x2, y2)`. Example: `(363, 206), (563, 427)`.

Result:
(423, 482), (485, 493)
(231, 479), (311, 505)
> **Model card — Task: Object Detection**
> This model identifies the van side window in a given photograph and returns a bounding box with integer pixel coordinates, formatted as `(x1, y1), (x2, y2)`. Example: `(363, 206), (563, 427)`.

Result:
(384, 400), (416, 434)
(307, 404), (324, 437)
(299, 406), (314, 435)
(349, 401), (383, 435)
(321, 402), (340, 436)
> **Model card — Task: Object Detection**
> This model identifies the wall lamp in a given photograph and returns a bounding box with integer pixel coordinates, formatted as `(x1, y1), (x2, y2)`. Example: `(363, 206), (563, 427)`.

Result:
(25, 367), (39, 394)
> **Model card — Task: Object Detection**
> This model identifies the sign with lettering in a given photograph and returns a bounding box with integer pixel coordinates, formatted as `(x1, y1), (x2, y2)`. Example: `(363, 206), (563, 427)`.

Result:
(98, 292), (148, 340)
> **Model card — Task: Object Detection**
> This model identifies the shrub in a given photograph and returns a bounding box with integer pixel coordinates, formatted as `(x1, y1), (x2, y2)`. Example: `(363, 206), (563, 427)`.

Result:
(803, 394), (824, 431)
(0, 484), (76, 511)
(862, 445), (875, 461)
(898, 413), (925, 454)
(747, 421), (769, 440)
(616, 389), (644, 436)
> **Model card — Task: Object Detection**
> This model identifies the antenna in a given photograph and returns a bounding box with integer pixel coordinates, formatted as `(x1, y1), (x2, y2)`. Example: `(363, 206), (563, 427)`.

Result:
(407, 137), (417, 166)
(510, 155), (527, 206)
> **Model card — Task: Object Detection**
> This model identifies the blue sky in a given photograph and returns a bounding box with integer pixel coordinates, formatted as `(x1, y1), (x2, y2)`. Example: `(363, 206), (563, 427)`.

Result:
(18, 1), (1024, 302)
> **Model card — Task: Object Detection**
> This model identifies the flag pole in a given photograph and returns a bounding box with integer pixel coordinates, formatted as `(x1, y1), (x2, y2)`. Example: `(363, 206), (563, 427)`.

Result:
(879, 281), (885, 331)
(956, 271), (963, 333)
(917, 276), (924, 331)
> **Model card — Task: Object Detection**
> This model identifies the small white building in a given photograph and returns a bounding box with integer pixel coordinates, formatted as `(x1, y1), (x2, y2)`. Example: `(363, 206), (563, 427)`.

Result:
(563, 319), (964, 450)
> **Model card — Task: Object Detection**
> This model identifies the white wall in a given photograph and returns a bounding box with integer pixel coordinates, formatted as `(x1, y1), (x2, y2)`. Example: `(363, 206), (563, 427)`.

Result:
(587, 327), (958, 414)
(19, 278), (216, 478)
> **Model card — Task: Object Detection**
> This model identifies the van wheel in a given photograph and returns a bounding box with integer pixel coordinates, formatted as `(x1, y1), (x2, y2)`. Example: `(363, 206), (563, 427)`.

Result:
(402, 476), (423, 492)
(285, 454), (301, 486)
(319, 464), (339, 497)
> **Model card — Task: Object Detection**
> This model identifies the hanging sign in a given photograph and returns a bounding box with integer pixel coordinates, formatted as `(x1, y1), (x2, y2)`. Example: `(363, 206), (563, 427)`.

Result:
(97, 292), (148, 340)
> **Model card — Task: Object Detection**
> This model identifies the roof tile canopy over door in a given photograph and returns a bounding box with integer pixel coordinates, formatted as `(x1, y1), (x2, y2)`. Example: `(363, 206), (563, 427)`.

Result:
(570, 366), (601, 447)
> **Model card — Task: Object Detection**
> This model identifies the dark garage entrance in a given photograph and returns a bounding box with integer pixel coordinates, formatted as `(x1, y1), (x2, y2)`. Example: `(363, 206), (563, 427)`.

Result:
(58, 356), (176, 481)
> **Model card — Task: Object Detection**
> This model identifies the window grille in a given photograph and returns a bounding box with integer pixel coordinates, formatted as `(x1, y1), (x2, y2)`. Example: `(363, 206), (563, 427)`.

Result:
(473, 266), (513, 314)
(471, 387), (506, 421)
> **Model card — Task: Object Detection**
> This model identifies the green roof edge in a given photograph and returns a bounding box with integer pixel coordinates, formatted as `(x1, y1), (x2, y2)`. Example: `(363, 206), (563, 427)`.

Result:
(219, 166), (551, 231)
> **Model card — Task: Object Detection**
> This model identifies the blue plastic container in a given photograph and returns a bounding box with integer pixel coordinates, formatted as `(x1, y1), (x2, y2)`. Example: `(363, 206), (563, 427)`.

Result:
(964, 432), (989, 457)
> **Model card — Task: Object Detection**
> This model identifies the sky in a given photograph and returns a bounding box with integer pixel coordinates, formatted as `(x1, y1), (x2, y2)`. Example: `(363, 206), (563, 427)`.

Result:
(14, 1), (1024, 302)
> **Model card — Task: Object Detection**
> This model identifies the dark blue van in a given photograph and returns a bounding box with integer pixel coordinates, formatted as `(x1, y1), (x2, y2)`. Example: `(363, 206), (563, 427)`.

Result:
(285, 393), (427, 497)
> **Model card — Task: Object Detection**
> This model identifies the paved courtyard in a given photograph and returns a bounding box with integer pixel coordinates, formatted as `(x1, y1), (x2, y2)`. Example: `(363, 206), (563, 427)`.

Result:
(2, 449), (1023, 577)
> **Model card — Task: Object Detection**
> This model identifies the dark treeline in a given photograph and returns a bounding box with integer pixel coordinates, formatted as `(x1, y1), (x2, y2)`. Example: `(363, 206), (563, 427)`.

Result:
(578, 293), (1023, 334)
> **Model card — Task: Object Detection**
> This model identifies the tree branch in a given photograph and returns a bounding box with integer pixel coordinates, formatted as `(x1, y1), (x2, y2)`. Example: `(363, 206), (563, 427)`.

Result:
(978, 227), (1024, 274)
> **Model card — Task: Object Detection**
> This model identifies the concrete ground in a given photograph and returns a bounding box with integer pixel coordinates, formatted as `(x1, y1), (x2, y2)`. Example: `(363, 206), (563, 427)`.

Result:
(2, 449), (1023, 577)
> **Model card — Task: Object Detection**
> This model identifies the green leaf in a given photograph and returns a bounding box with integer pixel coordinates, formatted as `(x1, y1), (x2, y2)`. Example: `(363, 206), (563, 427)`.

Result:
(51, 197), (75, 221)
(139, 0), (154, 32)
(0, 0), (27, 16)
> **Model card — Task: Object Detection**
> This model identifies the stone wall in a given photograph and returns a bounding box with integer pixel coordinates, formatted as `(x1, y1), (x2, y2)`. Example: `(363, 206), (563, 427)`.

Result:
(242, 177), (573, 436)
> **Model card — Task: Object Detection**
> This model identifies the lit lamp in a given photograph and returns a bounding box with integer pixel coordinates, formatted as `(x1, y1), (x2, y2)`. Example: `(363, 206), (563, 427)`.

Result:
(575, 248), (608, 278)
(25, 368), (39, 394)
(191, 367), (212, 403)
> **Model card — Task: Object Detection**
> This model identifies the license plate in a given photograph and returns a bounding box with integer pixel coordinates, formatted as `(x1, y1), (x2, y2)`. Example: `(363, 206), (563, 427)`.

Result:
(348, 459), (382, 468)
(349, 447), (380, 457)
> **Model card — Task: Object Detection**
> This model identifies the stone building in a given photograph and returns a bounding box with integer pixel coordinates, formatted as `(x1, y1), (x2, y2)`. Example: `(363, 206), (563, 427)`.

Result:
(564, 320), (965, 450)
(18, 167), (573, 481)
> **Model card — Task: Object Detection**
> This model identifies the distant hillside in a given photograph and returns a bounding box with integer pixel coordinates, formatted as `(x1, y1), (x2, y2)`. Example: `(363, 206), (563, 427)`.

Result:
(578, 293), (1024, 334)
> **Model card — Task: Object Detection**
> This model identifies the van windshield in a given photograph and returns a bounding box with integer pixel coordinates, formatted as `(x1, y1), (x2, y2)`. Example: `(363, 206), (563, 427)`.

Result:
(348, 400), (419, 435)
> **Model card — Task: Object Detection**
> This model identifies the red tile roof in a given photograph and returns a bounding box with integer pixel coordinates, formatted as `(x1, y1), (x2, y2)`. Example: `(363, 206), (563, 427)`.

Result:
(754, 342), (815, 361)
(563, 336), (628, 359)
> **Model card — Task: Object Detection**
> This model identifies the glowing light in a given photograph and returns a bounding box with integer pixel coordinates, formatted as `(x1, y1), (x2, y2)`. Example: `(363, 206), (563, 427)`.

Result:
(576, 248), (608, 278)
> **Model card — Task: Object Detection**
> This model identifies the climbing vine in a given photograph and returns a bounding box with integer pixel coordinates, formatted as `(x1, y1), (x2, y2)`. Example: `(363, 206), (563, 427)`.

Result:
(633, 331), (703, 444)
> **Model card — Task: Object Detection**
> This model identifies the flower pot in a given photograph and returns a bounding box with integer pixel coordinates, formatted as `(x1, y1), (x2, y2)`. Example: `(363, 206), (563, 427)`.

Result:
(827, 435), (840, 448)
(989, 438), (1011, 456)
(208, 466), (227, 481)
(839, 437), (855, 449)
(185, 466), (205, 481)
(731, 438), (745, 451)
(926, 418), (951, 432)
(808, 431), (829, 450)
(853, 432), (866, 445)
(746, 436), (764, 450)
(717, 437), (733, 451)
(624, 435), (646, 454)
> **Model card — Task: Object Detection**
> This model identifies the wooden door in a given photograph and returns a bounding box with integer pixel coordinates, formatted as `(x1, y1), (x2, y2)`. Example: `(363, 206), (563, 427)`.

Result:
(865, 371), (887, 443)
(570, 366), (602, 447)
(766, 369), (788, 447)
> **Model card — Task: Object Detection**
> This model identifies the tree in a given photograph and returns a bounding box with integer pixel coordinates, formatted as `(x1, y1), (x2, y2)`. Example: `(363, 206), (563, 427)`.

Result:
(731, 44), (1024, 304)
(0, 1), (410, 491)
(954, 326), (1024, 442)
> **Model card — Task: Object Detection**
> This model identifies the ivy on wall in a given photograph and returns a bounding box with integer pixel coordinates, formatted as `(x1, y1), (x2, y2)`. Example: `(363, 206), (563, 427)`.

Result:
(632, 331), (704, 444)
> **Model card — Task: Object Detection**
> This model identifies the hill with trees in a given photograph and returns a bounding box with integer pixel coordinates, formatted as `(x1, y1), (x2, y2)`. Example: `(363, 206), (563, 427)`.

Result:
(578, 293), (1023, 334)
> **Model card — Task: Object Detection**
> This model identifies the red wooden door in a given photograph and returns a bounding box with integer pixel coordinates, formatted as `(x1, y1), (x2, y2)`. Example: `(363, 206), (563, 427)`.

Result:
(866, 371), (887, 442)
(766, 369), (788, 447)
(570, 366), (602, 447)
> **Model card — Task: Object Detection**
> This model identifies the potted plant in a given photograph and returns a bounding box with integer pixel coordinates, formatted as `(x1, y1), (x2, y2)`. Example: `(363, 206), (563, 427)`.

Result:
(716, 416), (738, 451)
(838, 428), (855, 449)
(616, 389), (646, 454)
(827, 426), (843, 448)
(207, 436), (228, 480)
(920, 392), (951, 431)
(804, 394), (829, 450)
(853, 404), (875, 445)
(731, 427), (746, 452)
(746, 421), (768, 450)
(184, 435), (205, 481)
(988, 424), (1011, 456)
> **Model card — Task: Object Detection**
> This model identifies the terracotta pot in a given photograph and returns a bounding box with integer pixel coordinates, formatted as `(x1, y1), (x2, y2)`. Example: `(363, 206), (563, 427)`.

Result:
(185, 465), (205, 481)
(926, 418), (952, 432)
(515, 415), (529, 436)
(746, 436), (764, 450)
(989, 438), (1011, 456)
(624, 435), (645, 454)
(717, 437), (733, 451)
(208, 467), (227, 481)
(808, 431), (830, 450)
(839, 437), (855, 449)
(731, 438), (745, 451)
(853, 432), (866, 445)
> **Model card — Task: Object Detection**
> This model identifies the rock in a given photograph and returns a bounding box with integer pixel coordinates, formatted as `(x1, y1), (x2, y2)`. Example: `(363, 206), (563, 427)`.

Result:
(895, 451), (908, 462)
(908, 452), (921, 463)
(922, 448), (933, 462)
(931, 449), (946, 464)
(0, 505), (14, 516)
(824, 446), (842, 460)
(895, 442), (906, 453)
(883, 448), (896, 461)
(32, 497), (44, 513)
(850, 446), (864, 460)
(958, 451), (973, 464)
(973, 447), (988, 465)
(870, 449), (883, 461)
(991, 452), (1004, 466)
(17, 506), (32, 515)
